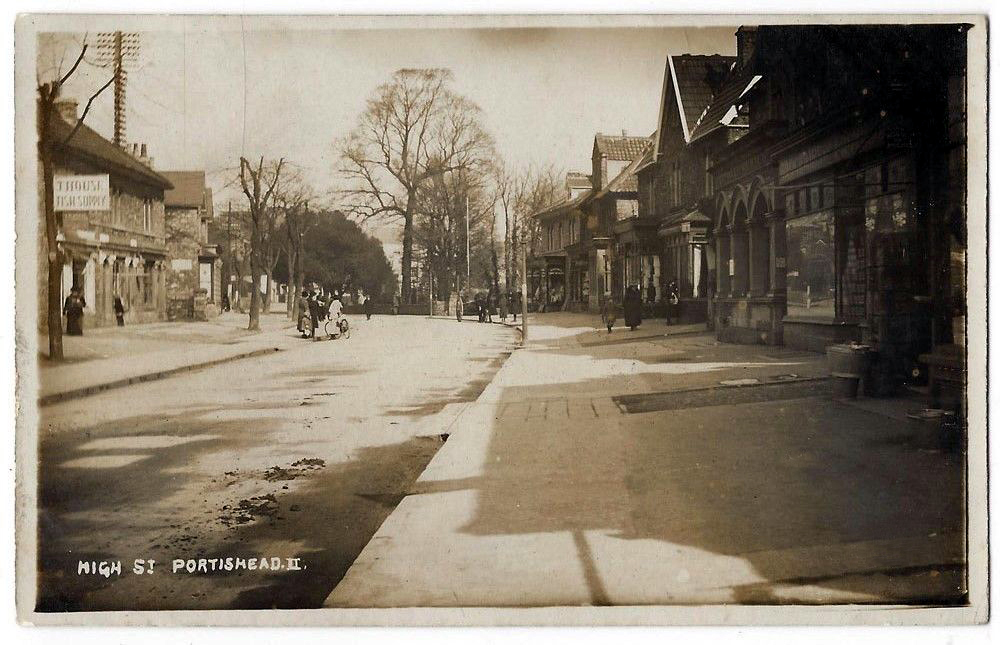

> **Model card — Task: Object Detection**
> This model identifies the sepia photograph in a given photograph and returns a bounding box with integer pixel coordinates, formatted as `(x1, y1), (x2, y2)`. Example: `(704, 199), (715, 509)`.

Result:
(12, 11), (988, 628)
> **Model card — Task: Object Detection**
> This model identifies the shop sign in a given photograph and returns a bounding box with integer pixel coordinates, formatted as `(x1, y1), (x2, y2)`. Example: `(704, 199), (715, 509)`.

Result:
(54, 174), (110, 211)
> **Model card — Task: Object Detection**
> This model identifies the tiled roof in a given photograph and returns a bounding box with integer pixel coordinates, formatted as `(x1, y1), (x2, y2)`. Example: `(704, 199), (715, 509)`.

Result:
(671, 55), (737, 142)
(48, 114), (172, 190)
(593, 143), (651, 199)
(594, 134), (651, 161)
(689, 65), (757, 142)
(162, 171), (208, 209)
(566, 172), (592, 189)
(533, 188), (593, 220)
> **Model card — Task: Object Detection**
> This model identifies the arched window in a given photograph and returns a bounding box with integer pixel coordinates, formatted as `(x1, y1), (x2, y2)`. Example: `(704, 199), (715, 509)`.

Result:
(731, 202), (750, 297)
(749, 192), (771, 296)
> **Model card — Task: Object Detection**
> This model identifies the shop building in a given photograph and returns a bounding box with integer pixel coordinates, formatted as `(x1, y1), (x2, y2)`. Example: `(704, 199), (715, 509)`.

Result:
(529, 172), (591, 311)
(39, 100), (172, 331)
(637, 53), (736, 322)
(162, 171), (221, 320)
(587, 133), (652, 307)
(702, 24), (969, 396)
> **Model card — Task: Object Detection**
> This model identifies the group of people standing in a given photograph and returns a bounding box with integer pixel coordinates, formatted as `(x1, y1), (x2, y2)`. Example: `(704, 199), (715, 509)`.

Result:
(600, 280), (681, 334)
(61, 288), (126, 337)
(456, 290), (519, 324)
(296, 289), (346, 339)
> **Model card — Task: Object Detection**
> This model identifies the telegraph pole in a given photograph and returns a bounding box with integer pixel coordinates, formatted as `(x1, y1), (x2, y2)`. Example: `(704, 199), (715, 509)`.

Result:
(97, 31), (139, 147)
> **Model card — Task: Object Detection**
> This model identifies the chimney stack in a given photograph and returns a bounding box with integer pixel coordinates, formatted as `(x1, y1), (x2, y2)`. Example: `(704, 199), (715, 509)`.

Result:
(132, 143), (139, 157)
(54, 99), (78, 123)
(622, 129), (628, 137)
(139, 143), (150, 166)
(736, 26), (757, 67)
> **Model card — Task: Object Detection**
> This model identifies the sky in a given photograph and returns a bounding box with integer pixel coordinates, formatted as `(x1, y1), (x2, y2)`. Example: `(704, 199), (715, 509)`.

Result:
(39, 20), (736, 248)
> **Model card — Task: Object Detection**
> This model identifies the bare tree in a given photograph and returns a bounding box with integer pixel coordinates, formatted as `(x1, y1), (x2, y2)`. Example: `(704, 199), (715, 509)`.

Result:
(413, 167), (495, 304)
(238, 156), (285, 331)
(274, 171), (314, 322)
(339, 68), (492, 303)
(37, 38), (115, 360)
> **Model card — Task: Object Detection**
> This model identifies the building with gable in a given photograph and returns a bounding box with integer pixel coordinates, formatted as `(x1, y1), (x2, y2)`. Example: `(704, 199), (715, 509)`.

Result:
(39, 99), (173, 331)
(162, 171), (221, 320)
(636, 53), (736, 322)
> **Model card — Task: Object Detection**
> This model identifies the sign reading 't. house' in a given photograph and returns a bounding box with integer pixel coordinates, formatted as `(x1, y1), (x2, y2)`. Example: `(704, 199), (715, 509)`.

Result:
(54, 174), (110, 211)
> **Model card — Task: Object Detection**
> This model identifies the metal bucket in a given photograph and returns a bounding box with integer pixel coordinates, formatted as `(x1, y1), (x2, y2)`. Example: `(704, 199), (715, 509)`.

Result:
(826, 344), (871, 400)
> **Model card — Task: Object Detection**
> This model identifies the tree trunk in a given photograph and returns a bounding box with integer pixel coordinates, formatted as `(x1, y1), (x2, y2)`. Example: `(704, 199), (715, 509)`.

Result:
(286, 244), (296, 319)
(295, 235), (305, 308)
(504, 209), (511, 297)
(41, 141), (64, 360)
(400, 208), (414, 303)
(264, 267), (273, 315)
(248, 225), (261, 331)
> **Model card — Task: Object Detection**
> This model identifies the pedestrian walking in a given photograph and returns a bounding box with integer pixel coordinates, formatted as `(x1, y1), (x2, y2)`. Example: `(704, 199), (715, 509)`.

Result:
(221, 291), (230, 312)
(600, 295), (618, 334)
(456, 292), (464, 323)
(623, 284), (643, 331)
(297, 289), (310, 336)
(499, 292), (508, 322)
(63, 287), (86, 336)
(113, 294), (126, 327)
(665, 280), (680, 325)
(510, 291), (518, 323)
(476, 292), (486, 323)
(362, 292), (373, 321)
(307, 291), (321, 339)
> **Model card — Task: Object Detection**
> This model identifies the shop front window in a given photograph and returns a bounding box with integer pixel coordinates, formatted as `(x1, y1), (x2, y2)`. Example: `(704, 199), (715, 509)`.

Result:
(786, 211), (835, 317)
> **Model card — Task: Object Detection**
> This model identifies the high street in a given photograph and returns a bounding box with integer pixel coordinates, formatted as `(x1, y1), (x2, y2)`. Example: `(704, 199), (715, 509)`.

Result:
(36, 313), (515, 610)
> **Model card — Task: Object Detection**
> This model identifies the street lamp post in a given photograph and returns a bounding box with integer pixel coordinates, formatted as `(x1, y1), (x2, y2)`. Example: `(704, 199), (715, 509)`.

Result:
(520, 229), (528, 344)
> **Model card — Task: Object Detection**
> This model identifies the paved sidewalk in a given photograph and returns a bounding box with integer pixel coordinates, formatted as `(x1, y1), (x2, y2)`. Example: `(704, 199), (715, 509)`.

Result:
(326, 313), (965, 607)
(37, 311), (305, 405)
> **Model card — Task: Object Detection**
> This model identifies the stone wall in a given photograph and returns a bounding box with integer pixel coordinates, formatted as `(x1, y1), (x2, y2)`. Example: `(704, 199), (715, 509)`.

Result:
(165, 206), (202, 321)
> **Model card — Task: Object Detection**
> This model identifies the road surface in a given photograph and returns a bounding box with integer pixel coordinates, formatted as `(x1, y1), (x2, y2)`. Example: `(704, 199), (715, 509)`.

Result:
(36, 314), (515, 611)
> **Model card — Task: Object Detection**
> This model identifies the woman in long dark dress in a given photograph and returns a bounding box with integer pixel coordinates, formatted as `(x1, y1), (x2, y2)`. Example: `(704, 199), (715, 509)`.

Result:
(623, 285), (642, 331)
(63, 288), (86, 336)
(113, 295), (126, 327)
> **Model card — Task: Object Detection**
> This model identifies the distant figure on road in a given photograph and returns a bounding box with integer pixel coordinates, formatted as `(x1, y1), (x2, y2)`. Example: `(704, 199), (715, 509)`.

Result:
(328, 292), (344, 325)
(297, 290), (310, 337)
(63, 288), (86, 336)
(499, 292), (508, 322)
(221, 291), (230, 312)
(456, 293), (464, 323)
(623, 285), (643, 331)
(510, 290), (519, 323)
(665, 280), (680, 325)
(475, 292), (486, 323)
(307, 292), (321, 339)
(600, 295), (618, 334)
(113, 294), (126, 327)
(362, 293), (373, 320)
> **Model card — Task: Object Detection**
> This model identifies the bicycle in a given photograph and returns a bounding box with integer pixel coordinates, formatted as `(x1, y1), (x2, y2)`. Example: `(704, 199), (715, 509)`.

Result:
(323, 315), (351, 340)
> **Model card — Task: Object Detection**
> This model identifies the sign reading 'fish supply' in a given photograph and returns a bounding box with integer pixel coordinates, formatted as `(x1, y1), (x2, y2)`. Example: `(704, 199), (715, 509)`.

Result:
(54, 174), (110, 211)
